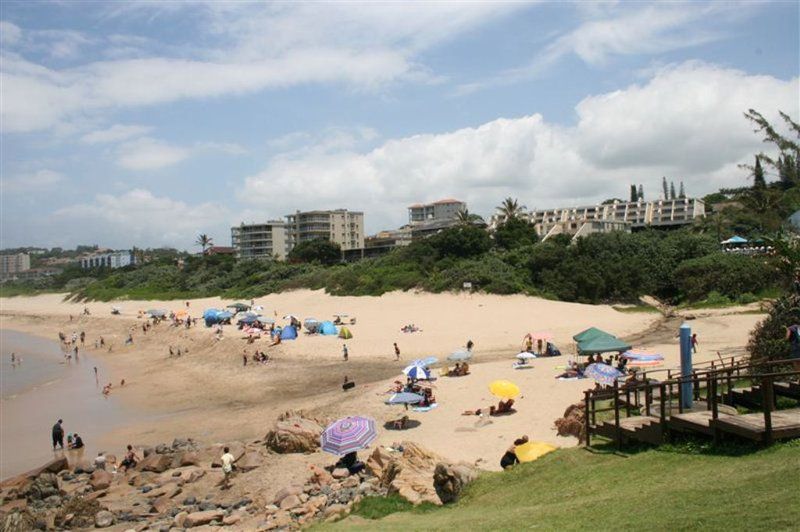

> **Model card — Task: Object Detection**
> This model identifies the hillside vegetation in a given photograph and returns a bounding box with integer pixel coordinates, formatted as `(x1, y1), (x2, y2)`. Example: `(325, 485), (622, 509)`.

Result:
(323, 441), (800, 531)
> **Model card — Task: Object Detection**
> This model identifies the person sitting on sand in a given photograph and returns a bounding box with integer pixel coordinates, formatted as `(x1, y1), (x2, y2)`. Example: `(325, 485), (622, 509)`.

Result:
(270, 335), (282, 347)
(492, 399), (515, 415)
(120, 445), (139, 472)
(70, 433), (84, 449)
(94, 452), (106, 470)
(460, 362), (470, 376)
(336, 451), (365, 475)
(555, 362), (584, 379)
(393, 415), (409, 430)
(462, 408), (485, 416)
(500, 436), (529, 469)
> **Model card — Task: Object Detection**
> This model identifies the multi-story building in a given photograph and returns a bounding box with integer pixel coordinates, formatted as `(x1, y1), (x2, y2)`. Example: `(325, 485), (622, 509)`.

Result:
(285, 209), (364, 252)
(0, 253), (31, 279)
(79, 250), (135, 269)
(492, 198), (705, 233)
(230, 221), (288, 260)
(408, 199), (466, 224)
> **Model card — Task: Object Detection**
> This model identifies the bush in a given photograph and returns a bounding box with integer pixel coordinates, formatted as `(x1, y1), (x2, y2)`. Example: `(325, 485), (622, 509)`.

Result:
(673, 253), (778, 302)
(748, 295), (800, 363)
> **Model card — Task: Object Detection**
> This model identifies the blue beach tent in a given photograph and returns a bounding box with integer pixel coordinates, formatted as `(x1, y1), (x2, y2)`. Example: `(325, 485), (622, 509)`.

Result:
(319, 321), (338, 336)
(280, 325), (298, 340)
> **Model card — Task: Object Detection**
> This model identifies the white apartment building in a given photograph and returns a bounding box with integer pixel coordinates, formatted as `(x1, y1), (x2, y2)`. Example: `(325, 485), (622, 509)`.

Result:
(0, 253), (31, 279)
(231, 221), (288, 260)
(80, 250), (135, 269)
(285, 209), (364, 251)
(408, 199), (466, 224)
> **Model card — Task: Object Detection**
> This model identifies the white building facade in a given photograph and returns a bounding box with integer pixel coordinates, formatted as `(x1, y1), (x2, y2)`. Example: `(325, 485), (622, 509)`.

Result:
(231, 221), (288, 260)
(80, 250), (135, 269)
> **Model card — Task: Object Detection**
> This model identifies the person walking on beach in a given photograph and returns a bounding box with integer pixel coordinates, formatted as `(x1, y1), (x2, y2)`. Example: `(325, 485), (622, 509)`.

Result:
(52, 419), (65, 450)
(342, 344), (349, 362)
(74, 345), (79, 360)
(243, 352), (248, 366)
(691, 333), (699, 353)
(10, 352), (15, 366)
(394, 342), (400, 361)
(220, 446), (235, 490)
(80, 331), (85, 345)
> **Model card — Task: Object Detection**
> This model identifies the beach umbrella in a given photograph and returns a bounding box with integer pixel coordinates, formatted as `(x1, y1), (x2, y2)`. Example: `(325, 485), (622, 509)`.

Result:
(283, 314), (298, 321)
(584, 363), (624, 386)
(489, 380), (520, 400)
(627, 359), (663, 368)
(621, 350), (663, 361)
(321, 416), (377, 456)
(216, 311), (234, 320)
(146, 309), (167, 317)
(257, 317), (275, 324)
(253, 305), (264, 311)
(403, 365), (431, 380)
(385, 392), (425, 405)
(334, 313), (349, 317)
(411, 356), (439, 367)
(447, 349), (472, 362)
(531, 331), (554, 341)
(516, 352), (537, 360)
(227, 303), (250, 312)
(515, 441), (557, 463)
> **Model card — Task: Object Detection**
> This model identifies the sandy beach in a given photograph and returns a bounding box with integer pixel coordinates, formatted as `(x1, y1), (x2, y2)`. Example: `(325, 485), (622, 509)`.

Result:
(0, 290), (765, 478)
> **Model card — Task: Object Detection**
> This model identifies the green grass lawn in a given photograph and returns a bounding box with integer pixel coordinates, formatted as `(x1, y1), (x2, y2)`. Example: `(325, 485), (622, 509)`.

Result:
(321, 440), (800, 531)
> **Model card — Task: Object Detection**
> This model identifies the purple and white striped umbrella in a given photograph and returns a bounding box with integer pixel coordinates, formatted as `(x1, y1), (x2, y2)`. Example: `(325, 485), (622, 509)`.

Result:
(321, 416), (377, 456)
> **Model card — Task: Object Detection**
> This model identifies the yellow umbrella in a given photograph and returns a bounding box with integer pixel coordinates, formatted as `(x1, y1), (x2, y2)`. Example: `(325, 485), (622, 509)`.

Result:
(175, 310), (188, 318)
(515, 441), (557, 463)
(488, 380), (520, 399)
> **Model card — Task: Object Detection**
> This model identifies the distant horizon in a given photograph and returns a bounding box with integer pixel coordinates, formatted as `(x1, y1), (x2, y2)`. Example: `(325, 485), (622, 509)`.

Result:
(1, 1), (798, 249)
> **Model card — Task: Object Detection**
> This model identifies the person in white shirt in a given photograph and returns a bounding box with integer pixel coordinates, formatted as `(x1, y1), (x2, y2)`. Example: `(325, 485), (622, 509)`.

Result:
(220, 446), (235, 489)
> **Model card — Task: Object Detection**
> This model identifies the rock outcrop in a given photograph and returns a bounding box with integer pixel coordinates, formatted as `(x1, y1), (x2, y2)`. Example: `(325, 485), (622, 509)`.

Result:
(367, 442), (447, 505)
(554, 402), (586, 442)
(433, 462), (479, 504)
(265, 412), (324, 454)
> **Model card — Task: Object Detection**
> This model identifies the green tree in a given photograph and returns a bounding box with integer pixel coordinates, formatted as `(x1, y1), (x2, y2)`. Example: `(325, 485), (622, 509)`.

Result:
(637, 184), (644, 200)
(425, 225), (492, 259)
(753, 156), (767, 189)
(679, 181), (686, 198)
(195, 234), (213, 253)
(287, 238), (342, 265)
(662, 176), (669, 200)
(493, 216), (539, 250)
(669, 181), (676, 199)
(629, 185), (637, 202)
(455, 207), (485, 226)
(495, 197), (525, 220)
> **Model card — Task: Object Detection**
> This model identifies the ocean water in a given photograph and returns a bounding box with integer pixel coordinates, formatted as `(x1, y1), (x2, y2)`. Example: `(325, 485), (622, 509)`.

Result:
(0, 329), (134, 479)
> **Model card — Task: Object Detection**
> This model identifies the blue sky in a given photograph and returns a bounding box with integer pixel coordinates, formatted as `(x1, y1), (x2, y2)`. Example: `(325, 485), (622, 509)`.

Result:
(1, 1), (798, 250)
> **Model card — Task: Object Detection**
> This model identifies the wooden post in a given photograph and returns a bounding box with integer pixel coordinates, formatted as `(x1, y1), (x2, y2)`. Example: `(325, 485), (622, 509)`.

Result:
(613, 380), (621, 450)
(645, 383), (652, 417)
(711, 377), (720, 445)
(693, 370), (700, 401)
(762, 377), (774, 445)
(625, 388), (631, 417)
(677, 376), (684, 414)
(584, 390), (591, 447)
(726, 370), (733, 406)
(660, 382), (668, 442)
(706, 374), (712, 410)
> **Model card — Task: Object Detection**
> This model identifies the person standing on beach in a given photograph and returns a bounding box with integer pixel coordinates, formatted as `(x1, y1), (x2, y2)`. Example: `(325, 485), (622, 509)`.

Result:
(52, 419), (65, 450)
(691, 333), (699, 353)
(220, 446), (235, 489)
(343, 344), (349, 362)
(80, 331), (85, 345)
(74, 345), (79, 360)
(394, 343), (400, 361)
(10, 352), (15, 366)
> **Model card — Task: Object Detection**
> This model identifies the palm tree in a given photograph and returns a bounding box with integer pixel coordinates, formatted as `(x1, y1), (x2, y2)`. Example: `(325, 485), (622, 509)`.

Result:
(496, 197), (526, 221)
(196, 234), (213, 254)
(455, 207), (485, 226)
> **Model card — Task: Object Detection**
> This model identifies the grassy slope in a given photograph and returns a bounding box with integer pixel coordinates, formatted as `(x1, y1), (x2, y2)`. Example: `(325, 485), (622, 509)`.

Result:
(324, 442), (800, 531)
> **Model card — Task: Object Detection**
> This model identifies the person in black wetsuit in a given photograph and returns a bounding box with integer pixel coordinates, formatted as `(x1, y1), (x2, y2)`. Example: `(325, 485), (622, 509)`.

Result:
(500, 436), (529, 469)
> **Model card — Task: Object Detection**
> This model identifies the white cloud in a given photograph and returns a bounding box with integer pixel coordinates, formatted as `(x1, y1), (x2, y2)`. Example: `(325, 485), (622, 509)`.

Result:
(52, 189), (228, 249)
(1, 169), (64, 193)
(80, 123), (152, 144)
(116, 137), (191, 170)
(114, 137), (247, 170)
(0, 21), (22, 45)
(455, 2), (755, 95)
(240, 63), (799, 232)
(1, 3), (524, 133)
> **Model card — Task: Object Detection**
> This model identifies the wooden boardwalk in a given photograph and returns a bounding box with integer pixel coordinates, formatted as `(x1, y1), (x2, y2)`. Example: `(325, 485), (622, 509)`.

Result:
(712, 408), (800, 442)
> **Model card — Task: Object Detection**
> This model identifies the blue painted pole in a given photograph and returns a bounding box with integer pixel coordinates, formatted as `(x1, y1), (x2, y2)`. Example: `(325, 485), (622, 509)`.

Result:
(679, 323), (693, 409)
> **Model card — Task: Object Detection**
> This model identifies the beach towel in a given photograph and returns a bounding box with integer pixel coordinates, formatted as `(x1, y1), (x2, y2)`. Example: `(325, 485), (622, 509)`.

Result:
(412, 403), (438, 412)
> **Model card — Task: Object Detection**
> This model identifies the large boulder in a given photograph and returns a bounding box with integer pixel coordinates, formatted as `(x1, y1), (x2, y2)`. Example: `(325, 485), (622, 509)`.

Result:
(184, 509), (224, 528)
(89, 470), (112, 491)
(21, 473), (60, 502)
(554, 403), (586, 442)
(366, 442), (444, 505)
(265, 413), (324, 454)
(138, 452), (174, 473)
(433, 462), (479, 504)
(94, 510), (114, 528)
(210, 441), (245, 467)
(235, 451), (263, 472)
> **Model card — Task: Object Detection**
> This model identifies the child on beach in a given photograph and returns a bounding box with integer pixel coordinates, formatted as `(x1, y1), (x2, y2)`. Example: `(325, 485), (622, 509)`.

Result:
(220, 446), (235, 490)
(394, 343), (400, 361)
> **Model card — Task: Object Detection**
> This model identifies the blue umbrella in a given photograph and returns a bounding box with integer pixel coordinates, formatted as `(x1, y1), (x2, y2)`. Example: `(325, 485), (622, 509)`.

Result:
(385, 392), (425, 405)
(584, 363), (624, 386)
(403, 365), (431, 380)
(447, 350), (472, 362)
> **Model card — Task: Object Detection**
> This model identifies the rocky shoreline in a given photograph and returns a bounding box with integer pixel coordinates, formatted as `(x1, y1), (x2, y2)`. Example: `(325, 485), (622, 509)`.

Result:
(0, 412), (479, 531)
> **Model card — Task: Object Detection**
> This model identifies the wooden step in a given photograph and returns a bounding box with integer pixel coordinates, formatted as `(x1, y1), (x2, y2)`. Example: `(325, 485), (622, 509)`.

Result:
(774, 381), (800, 400)
(712, 407), (800, 442)
(669, 411), (715, 436)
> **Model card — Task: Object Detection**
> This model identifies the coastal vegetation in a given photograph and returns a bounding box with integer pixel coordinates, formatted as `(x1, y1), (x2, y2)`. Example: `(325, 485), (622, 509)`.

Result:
(327, 440), (800, 530)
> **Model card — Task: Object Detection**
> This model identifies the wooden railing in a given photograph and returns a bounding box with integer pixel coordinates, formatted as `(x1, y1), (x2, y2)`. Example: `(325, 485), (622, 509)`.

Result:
(584, 357), (800, 448)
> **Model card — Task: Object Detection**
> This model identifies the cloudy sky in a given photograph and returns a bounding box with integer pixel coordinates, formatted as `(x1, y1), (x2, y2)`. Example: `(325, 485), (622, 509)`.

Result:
(1, 1), (798, 250)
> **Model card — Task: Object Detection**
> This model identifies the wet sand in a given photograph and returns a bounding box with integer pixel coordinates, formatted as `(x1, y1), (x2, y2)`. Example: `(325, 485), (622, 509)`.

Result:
(0, 330), (151, 478)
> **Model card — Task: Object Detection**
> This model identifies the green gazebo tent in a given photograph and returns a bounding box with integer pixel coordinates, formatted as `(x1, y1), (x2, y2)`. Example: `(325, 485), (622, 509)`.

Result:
(573, 327), (616, 344)
(577, 335), (632, 355)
